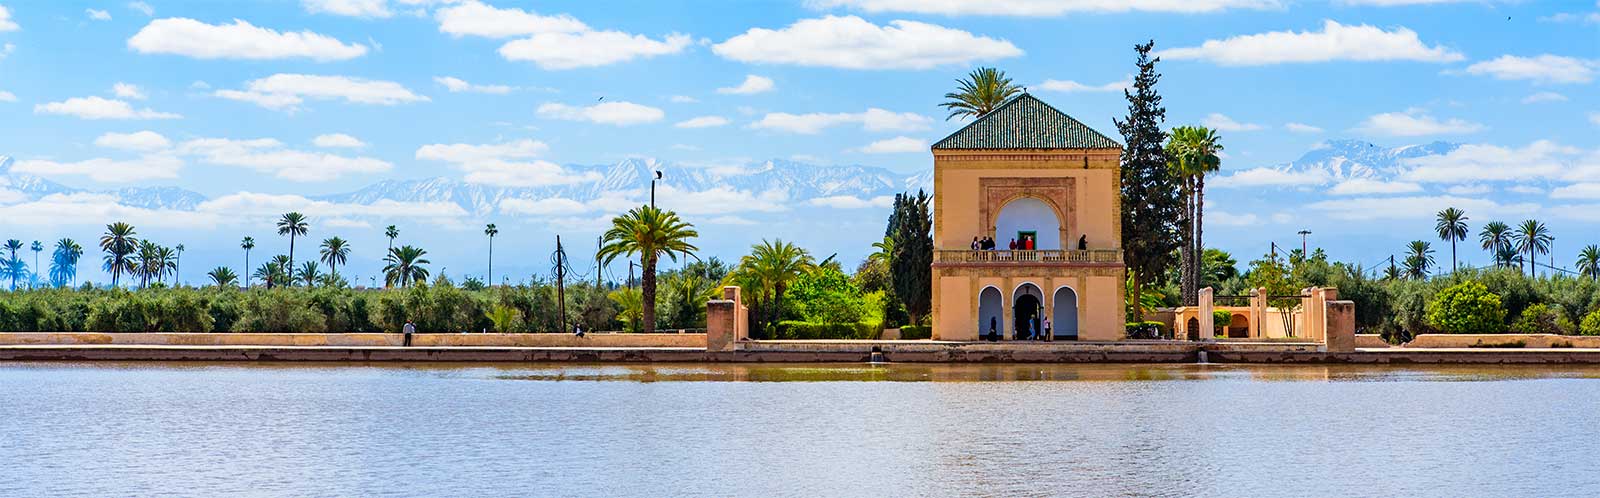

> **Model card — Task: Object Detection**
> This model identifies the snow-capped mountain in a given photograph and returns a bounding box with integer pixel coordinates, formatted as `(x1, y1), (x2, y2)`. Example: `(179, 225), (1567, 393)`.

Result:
(0, 172), (209, 210)
(1273, 139), (1459, 181)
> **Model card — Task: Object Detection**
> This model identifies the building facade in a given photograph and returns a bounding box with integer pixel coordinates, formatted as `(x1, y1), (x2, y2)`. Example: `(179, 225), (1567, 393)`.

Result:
(929, 94), (1127, 341)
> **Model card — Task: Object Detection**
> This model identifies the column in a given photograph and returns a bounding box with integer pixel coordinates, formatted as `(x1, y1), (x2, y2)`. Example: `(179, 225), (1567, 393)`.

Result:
(1198, 287), (1214, 341)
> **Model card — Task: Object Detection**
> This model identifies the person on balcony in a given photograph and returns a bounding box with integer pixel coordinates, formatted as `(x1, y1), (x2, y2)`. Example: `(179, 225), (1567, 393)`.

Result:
(1078, 234), (1088, 250)
(1008, 238), (1017, 250)
(971, 236), (980, 250)
(1023, 235), (1035, 250)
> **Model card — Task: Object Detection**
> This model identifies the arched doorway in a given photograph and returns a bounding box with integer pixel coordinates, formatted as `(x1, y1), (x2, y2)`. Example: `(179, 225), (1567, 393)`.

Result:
(1013, 283), (1043, 340)
(1228, 313), (1249, 338)
(1051, 286), (1079, 340)
(978, 286), (1003, 340)
(995, 197), (1061, 250)
(1186, 317), (1200, 341)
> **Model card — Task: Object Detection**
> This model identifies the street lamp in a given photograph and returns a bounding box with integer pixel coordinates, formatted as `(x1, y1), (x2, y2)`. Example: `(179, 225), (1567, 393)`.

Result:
(650, 170), (663, 208)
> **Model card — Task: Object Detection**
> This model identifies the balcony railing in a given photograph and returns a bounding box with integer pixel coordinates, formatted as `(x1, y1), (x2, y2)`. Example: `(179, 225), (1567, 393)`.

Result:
(934, 249), (1123, 264)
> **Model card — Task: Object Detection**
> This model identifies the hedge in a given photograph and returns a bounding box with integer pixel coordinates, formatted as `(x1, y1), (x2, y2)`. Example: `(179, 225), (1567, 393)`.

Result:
(772, 320), (881, 340)
(899, 325), (931, 340)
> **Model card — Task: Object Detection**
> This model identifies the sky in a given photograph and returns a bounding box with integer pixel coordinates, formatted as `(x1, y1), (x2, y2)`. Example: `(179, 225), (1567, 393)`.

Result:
(0, 0), (1598, 285)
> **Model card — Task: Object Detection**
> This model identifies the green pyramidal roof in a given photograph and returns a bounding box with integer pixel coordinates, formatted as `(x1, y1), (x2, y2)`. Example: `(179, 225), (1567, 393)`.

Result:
(931, 93), (1122, 150)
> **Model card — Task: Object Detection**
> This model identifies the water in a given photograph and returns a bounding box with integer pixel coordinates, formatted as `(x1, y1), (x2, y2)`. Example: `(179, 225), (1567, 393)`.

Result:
(4, 362), (1600, 497)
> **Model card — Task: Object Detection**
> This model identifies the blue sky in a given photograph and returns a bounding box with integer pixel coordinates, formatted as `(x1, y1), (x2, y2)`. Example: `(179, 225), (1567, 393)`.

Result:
(0, 0), (1598, 285)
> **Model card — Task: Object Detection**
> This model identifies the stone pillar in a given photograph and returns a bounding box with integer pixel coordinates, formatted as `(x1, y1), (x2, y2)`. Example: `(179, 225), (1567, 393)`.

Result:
(1325, 300), (1355, 353)
(1249, 287), (1266, 338)
(706, 286), (745, 352)
(1197, 287), (1214, 341)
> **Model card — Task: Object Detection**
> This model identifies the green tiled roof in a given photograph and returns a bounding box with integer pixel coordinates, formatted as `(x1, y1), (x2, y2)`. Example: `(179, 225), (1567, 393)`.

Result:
(931, 93), (1122, 150)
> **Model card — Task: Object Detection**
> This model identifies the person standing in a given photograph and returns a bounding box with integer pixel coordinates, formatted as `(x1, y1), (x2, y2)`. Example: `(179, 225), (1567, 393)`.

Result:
(971, 237), (980, 250)
(988, 316), (998, 342)
(1078, 234), (1088, 250)
(1008, 238), (1017, 250)
(1043, 317), (1052, 342)
(402, 319), (416, 347)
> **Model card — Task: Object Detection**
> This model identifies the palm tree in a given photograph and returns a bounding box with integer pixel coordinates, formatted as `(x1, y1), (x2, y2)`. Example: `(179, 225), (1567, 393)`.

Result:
(297, 261), (322, 287)
(276, 212), (310, 286)
(1479, 221), (1512, 267)
(319, 237), (350, 278)
(254, 258), (285, 289)
(734, 239), (815, 327)
(1166, 125), (1223, 306)
(1514, 219), (1553, 278)
(174, 243), (185, 286)
(29, 241), (42, 289)
(1404, 240), (1435, 280)
(1434, 207), (1468, 274)
(1577, 245), (1600, 282)
(940, 67), (1022, 121)
(383, 245), (431, 288)
(484, 223), (499, 286)
(241, 237), (256, 288)
(50, 238), (83, 287)
(1494, 246), (1523, 269)
(155, 245), (178, 284)
(869, 235), (895, 265)
(3, 239), (23, 290)
(597, 205), (700, 334)
(207, 267), (238, 288)
(100, 222), (139, 287)
(132, 240), (164, 288)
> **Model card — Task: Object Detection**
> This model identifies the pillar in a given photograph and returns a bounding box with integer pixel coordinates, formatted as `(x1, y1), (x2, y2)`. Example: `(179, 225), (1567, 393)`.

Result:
(1325, 300), (1355, 353)
(706, 286), (745, 352)
(1249, 287), (1266, 338)
(1197, 287), (1214, 341)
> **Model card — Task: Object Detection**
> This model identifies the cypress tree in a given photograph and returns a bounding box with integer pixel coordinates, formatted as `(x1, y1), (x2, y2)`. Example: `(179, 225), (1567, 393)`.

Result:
(889, 190), (933, 325)
(1114, 40), (1183, 324)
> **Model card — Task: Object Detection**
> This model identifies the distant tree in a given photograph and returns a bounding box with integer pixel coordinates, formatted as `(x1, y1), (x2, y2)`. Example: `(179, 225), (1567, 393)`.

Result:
(207, 267), (238, 288)
(1578, 245), (1600, 282)
(1513, 219), (1552, 278)
(888, 191), (933, 325)
(276, 212), (309, 286)
(383, 246), (432, 288)
(240, 236), (256, 288)
(384, 225), (400, 272)
(734, 239), (815, 328)
(319, 237), (350, 278)
(29, 241), (42, 289)
(50, 238), (83, 287)
(1404, 240), (1435, 280)
(99, 222), (139, 287)
(174, 243), (185, 285)
(940, 67), (1021, 121)
(297, 261), (322, 287)
(1479, 221), (1512, 265)
(1114, 40), (1183, 322)
(1435, 207), (1468, 274)
(484, 223), (499, 286)
(597, 206), (699, 334)
(3, 239), (22, 290)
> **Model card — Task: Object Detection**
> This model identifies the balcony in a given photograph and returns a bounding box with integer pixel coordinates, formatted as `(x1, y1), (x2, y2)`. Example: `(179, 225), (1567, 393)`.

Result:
(933, 249), (1123, 265)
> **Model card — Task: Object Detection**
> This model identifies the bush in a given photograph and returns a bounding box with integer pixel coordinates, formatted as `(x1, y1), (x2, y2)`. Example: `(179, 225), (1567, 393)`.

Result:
(772, 320), (879, 339)
(1126, 321), (1165, 339)
(899, 325), (931, 340)
(1425, 281), (1506, 334)
(1509, 303), (1575, 335)
(1580, 310), (1600, 336)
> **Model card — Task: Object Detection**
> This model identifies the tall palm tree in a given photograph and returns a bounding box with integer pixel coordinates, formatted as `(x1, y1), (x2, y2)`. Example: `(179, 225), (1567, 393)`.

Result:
(1514, 219), (1553, 278)
(1435, 207), (1468, 274)
(207, 267), (238, 288)
(1404, 240), (1435, 280)
(133, 240), (164, 288)
(297, 261), (322, 287)
(383, 245), (431, 288)
(1577, 245), (1600, 282)
(29, 241), (41, 289)
(99, 222), (139, 287)
(385, 224), (399, 256)
(240, 237), (256, 288)
(319, 237), (350, 278)
(940, 67), (1022, 121)
(155, 245), (178, 284)
(1166, 125), (1223, 306)
(2, 239), (22, 290)
(276, 212), (310, 287)
(597, 205), (700, 334)
(255, 257), (288, 289)
(1479, 221), (1512, 267)
(174, 243), (184, 286)
(50, 238), (83, 287)
(734, 239), (816, 327)
(484, 223), (499, 286)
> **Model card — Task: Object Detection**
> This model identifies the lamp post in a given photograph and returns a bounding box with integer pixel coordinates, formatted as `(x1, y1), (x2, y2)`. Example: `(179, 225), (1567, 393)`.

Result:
(650, 170), (662, 208)
(1297, 230), (1311, 256)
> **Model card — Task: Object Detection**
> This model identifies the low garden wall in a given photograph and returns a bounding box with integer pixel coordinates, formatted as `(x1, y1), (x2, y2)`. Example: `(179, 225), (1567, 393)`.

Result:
(1355, 334), (1389, 349)
(1400, 334), (1600, 349)
(0, 332), (706, 348)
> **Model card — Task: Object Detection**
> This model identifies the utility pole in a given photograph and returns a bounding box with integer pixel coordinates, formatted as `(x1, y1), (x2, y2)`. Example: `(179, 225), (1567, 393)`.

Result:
(596, 236), (603, 288)
(555, 235), (569, 334)
(1389, 255), (1397, 279)
(1270, 242), (1279, 262)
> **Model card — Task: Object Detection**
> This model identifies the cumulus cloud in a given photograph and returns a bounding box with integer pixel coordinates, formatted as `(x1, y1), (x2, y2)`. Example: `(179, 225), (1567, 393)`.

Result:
(94, 130), (171, 151)
(34, 96), (181, 120)
(675, 116), (730, 128)
(808, 0), (1278, 15)
(1400, 140), (1578, 183)
(713, 16), (1022, 70)
(1210, 167), (1328, 188)
(717, 75), (775, 95)
(434, 0), (588, 38)
(1158, 20), (1463, 65)
(0, 193), (219, 227)
(302, 0), (394, 18)
(1202, 113), (1262, 132)
(1550, 183), (1600, 200)
(499, 197), (590, 216)
(536, 101), (664, 126)
(416, 139), (548, 163)
(669, 95), (698, 104)
(128, 18), (368, 61)
(808, 195), (895, 208)
(0, 90), (15, 103)
(11, 155), (183, 182)
(856, 136), (926, 153)
(0, 5), (16, 31)
(1284, 122), (1323, 133)
(751, 108), (931, 134)
(128, 1), (154, 16)
(1306, 195), (1539, 221)
(434, 76), (513, 94)
(1522, 92), (1567, 104)
(1464, 54), (1596, 84)
(415, 139), (601, 187)
(1327, 178), (1422, 195)
(197, 192), (469, 220)
(178, 137), (392, 182)
(1356, 109), (1484, 137)
(216, 74), (428, 111)
(313, 133), (366, 148)
(1036, 76), (1130, 93)
(113, 82), (147, 100)
(88, 9), (113, 21)
(499, 30), (690, 69)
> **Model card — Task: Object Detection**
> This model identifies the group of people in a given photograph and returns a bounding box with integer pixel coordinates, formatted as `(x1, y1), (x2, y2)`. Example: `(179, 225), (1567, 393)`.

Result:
(971, 235), (1037, 251)
(984, 316), (1053, 342)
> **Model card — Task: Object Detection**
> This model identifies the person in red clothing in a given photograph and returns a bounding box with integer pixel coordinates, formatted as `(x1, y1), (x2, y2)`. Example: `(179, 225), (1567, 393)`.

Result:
(1008, 238), (1017, 250)
(1024, 235), (1035, 250)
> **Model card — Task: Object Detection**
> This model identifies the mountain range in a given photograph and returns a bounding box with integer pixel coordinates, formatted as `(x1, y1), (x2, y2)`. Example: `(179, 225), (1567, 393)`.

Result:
(1267, 139), (1458, 182)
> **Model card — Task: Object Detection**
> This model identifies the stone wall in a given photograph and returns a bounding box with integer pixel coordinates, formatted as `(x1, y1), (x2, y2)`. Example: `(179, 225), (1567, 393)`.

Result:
(0, 332), (706, 348)
(1401, 334), (1600, 349)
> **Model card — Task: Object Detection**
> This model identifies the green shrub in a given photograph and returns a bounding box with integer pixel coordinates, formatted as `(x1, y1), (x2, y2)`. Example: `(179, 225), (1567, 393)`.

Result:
(1580, 310), (1600, 336)
(1125, 321), (1165, 339)
(1425, 281), (1506, 334)
(899, 325), (931, 340)
(1509, 303), (1575, 335)
(773, 320), (878, 339)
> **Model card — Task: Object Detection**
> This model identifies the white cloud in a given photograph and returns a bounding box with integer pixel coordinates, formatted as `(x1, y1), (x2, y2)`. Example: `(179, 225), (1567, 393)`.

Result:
(313, 133), (366, 148)
(1306, 195), (1539, 221)
(416, 139), (548, 163)
(705, 215), (759, 225)
(0, 5), (16, 31)
(1464, 54), (1596, 84)
(128, 1), (154, 16)
(178, 138), (392, 182)
(499, 30), (690, 69)
(1445, 184), (1491, 195)
(669, 95), (698, 103)
(1591, 112), (1600, 126)
(657, 185), (789, 215)
(11, 155), (183, 183)
(675, 116), (730, 128)
(1538, 12), (1600, 24)
(434, 0), (588, 38)
(88, 9), (113, 21)
(717, 75), (775, 95)
(1522, 92), (1568, 104)
(434, 76), (512, 94)
(0, 193), (218, 228)
(499, 197), (589, 216)
(1158, 20), (1463, 66)
(190, 81), (211, 89)
(1550, 183), (1600, 200)
(113, 82), (147, 100)
(216, 74), (428, 111)
(1036, 76), (1130, 93)
(1284, 122), (1323, 133)
(1202, 113), (1262, 132)
(713, 16), (1022, 70)
(0, 90), (16, 103)
(1211, 167), (1328, 188)
(1356, 109), (1484, 136)
(751, 108), (931, 134)
(128, 18), (368, 61)
(197, 192), (468, 221)
(808, 195), (895, 209)
(857, 136), (926, 153)
(537, 101), (664, 126)
(808, 0), (1279, 15)
(0, 43), (13, 61)
(303, 0), (393, 18)
(1338, 0), (1477, 4)
(1401, 140), (1577, 183)
(1328, 178), (1422, 195)
(34, 96), (181, 120)
(94, 130), (171, 151)
(1508, 185), (1543, 195)
(415, 139), (600, 187)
